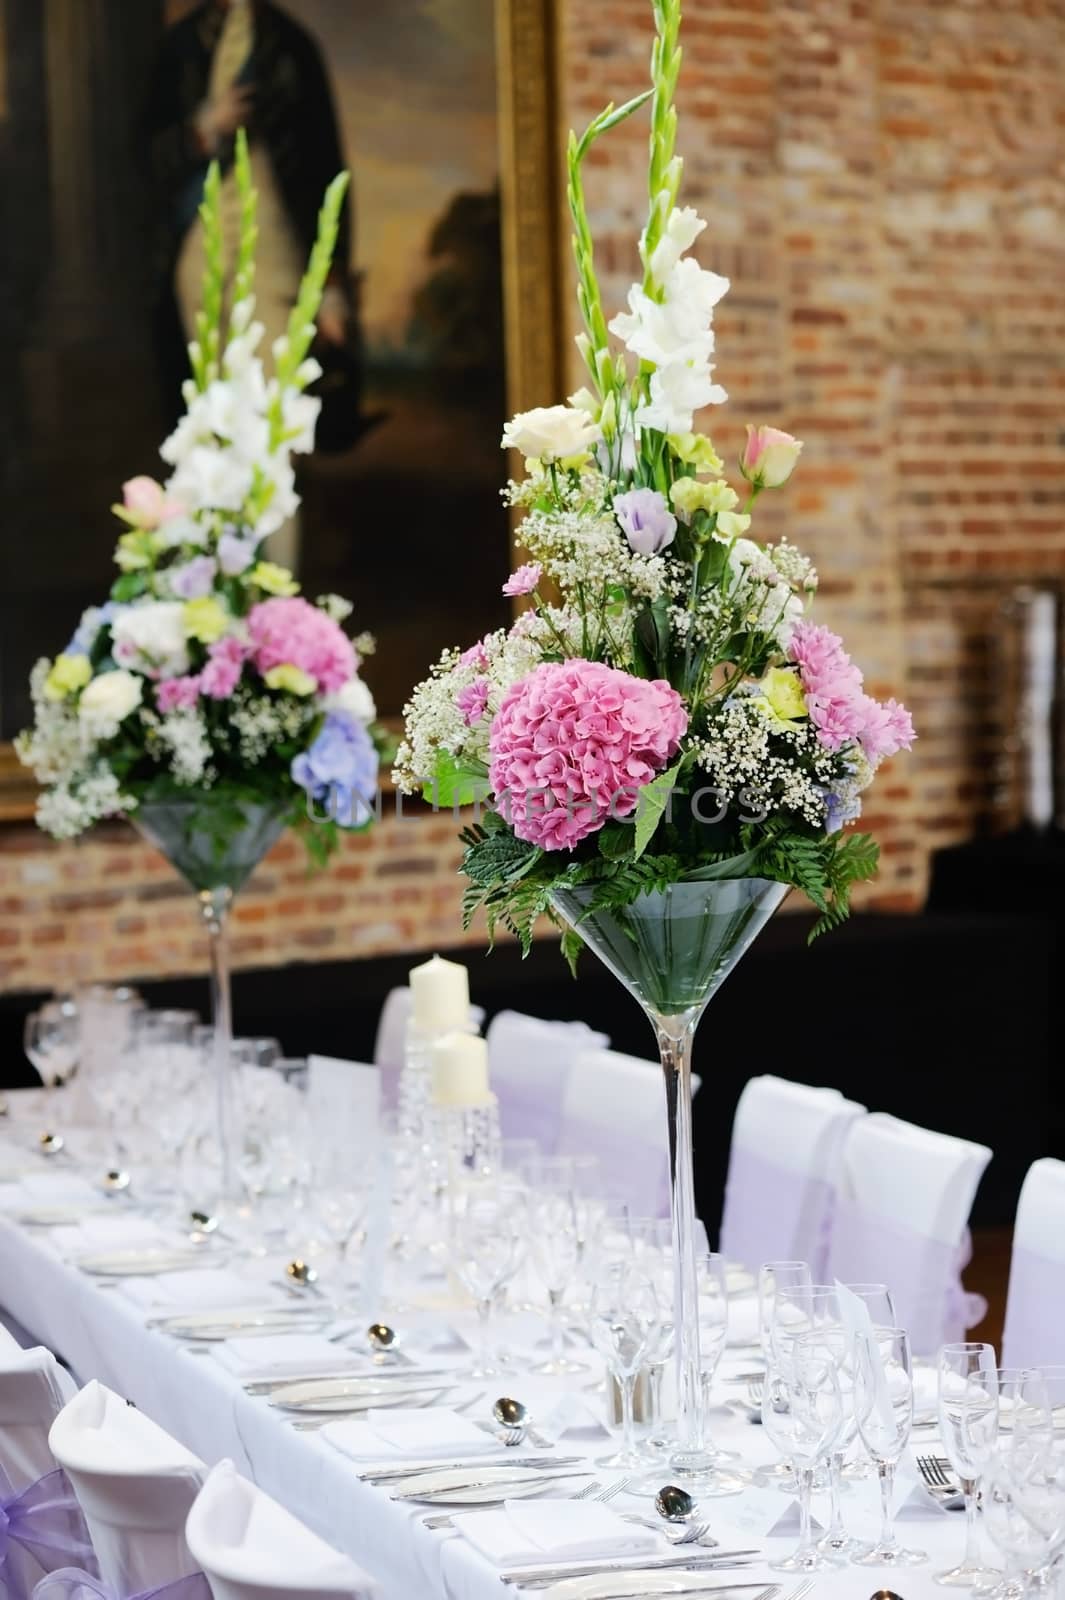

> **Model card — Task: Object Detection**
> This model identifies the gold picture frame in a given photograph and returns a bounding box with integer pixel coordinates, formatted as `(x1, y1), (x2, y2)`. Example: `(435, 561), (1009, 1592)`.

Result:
(0, 0), (566, 823)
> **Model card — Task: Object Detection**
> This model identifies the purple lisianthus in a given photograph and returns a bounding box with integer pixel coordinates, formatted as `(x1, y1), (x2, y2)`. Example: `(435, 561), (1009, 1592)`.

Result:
(613, 487), (677, 555)
(822, 785), (862, 835)
(168, 555), (218, 599)
(218, 530), (258, 577)
(292, 712), (379, 828)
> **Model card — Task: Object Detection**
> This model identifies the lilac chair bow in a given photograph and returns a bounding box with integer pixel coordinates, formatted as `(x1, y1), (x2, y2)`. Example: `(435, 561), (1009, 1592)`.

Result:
(0, 1467), (98, 1600)
(826, 1194), (987, 1357)
(33, 1571), (211, 1600)
(720, 1144), (837, 1278)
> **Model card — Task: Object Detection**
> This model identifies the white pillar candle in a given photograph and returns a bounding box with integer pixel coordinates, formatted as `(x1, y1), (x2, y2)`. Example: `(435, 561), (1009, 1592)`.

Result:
(409, 954), (470, 1034)
(431, 1031), (491, 1108)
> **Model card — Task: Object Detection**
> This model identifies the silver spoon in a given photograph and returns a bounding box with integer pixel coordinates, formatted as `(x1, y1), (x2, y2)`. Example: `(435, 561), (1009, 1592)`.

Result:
(493, 1396), (528, 1446)
(655, 1484), (698, 1524)
(870, 1593), (905, 1600)
(367, 1322), (398, 1353)
(39, 1131), (66, 1157)
(103, 1168), (132, 1196)
(285, 1259), (325, 1297)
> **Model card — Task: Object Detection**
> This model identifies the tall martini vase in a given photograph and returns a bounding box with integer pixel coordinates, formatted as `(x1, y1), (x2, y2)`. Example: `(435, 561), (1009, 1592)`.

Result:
(133, 796), (288, 1211)
(550, 873), (789, 1486)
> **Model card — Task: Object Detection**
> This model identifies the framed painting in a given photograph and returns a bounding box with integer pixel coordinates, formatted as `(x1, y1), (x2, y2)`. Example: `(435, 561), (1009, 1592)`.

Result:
(0, 0), (564, 817)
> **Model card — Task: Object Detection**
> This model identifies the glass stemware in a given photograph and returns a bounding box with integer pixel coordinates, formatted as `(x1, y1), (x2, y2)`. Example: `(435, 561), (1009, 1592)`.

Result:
(761, 1331), (844, 1571)
(935, 1342), (1001, 1587)
(589, 1255), (662, 1470)
(852, 1326), (926, 1567)
(984, 1447), (1056, 1600)
(24, 1001), (80, 1128)
(758, 1261), (812, 1361)
(450, 1187), (522, 1379)
(526, 1184), (588, 1376)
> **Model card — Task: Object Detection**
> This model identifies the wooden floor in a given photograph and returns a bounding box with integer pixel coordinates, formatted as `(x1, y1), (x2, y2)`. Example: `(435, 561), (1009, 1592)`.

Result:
(967, 1227), (1012, 1352)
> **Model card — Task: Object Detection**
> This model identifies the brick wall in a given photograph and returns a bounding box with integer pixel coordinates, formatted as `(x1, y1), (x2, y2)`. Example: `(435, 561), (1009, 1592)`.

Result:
(564, 0), (1065, 908)
(0, 809), (480, 994)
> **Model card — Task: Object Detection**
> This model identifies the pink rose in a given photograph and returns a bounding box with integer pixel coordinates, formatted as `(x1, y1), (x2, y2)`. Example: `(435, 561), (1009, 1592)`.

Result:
(740, 425), (803, 489)
(122, 476), (184, 529)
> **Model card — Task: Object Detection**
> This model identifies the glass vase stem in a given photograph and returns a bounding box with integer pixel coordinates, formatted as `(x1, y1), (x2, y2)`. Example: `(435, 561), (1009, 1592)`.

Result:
(656, 1004), (707, 1469)
(200, 886), (238, 1207)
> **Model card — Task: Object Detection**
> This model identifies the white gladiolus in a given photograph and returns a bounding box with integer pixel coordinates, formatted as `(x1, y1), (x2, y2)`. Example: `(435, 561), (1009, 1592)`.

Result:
(635, 361), (727, 435)
(111, 602), (190, 678)
(168, 445), (255, 515)
(647, 206), (707, 284)
(500, 405), (602, 462)
(78, 670), (142, 736)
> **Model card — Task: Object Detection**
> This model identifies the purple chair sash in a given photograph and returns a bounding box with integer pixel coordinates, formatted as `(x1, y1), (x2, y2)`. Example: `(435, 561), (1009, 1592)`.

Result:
(826, 1194), (987, 1357)
(33, 1571), (211, 1600)
(556, 1112), (671, 1216)
(0, 1467), (98, 1600)
(720, 1145), (837, 1278)
(1002, 1244), (1065, 1369)
(497, 1067), (571, 1155)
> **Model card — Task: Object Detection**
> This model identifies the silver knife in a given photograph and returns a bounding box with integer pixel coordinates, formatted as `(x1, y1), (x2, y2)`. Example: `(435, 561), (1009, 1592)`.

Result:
(361, 1455), (584, 1482)
(501, 1551), (760, 1585)
(590, 1584), (775, 1600)
(243, 1367), (465, 1395)
(391, 1468), (592, 1502)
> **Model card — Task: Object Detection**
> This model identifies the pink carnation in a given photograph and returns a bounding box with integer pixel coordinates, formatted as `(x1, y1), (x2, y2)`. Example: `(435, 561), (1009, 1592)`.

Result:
(460, 638), (490, 670)
(502, 562), (542, 597)
(156, 675), (201, 713)
(790, 622), (914, 760)
(489, 660), (687, 851)
(246, 597), (356, 694)
(200, 635), (247, 700)
(456, 677), (490, 727)
(857, 696), (915, 762)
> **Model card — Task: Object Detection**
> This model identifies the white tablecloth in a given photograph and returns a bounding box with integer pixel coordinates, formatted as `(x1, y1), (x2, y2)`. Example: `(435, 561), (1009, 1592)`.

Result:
(0, 1107), (986, 1600)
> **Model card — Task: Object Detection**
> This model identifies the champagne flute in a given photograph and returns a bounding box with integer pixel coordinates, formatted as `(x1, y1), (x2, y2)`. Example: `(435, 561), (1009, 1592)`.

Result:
(450, 1187), (521, 1379)
(852, 1326), (926, 1567)
(589, 1255), (662, 1469)
(761, 1330), (844, 1571)
(758, 1260), (812, 1360)
(935, 1342), (1000, 1587)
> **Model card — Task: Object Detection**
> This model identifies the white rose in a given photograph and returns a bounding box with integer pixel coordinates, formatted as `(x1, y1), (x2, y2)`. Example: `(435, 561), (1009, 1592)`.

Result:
(327, 676), (376, 724)
(111, 601), (190, 678)
(78, 670), (142, 736)
(500, 405), (602, 462)
(647, 206), (708, 284)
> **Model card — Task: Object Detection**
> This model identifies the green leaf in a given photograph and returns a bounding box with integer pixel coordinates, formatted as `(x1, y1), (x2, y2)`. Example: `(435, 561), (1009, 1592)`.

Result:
(684, 847), (765, 881)
(111, 573), (148, 603)
(633, 758), (684, 859)
(423, 749), (490, 809)
(597, 820), (633, 861)
(635, 598), (671, 677)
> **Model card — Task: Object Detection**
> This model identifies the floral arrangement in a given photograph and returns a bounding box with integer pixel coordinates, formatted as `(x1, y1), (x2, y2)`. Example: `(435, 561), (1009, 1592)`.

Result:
(395, 0), (914, 957)
(18, 134), (387, 862)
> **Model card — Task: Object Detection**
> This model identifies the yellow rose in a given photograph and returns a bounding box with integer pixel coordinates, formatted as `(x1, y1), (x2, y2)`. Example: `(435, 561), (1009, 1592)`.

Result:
(667, 432), (724, 476)
(752, 667), (808, 729)
(43, 654), (92, 702)
(713, 510), (752, 542)
(182, 597), (229, 644)
(250, 561), (300, 597)
(264, 663), (317, 696)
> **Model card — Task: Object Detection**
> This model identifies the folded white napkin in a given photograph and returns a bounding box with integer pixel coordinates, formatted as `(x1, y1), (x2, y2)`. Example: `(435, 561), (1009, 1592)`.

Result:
(56, 1215), (169, 1256)
(1, 1172), (102, 1207)
(212, 1332), (359, 1379)
(912, 1364), (939, 1422)
(324, 1406), (498, 1462)
(119, 1269), (282, 1314)
(727, 1295), (760, 1347)
(455, 1499), (657, 1566)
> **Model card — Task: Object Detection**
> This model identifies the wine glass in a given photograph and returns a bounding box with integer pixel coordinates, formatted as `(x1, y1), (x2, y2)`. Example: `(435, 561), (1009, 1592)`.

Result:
(526, 1184), (588, 1375)
(852, 1326), (926, 1567)
(761, 1331), (844, 1571)
(758, 1260), (812, 1360)
(935, 1342), (1000, 1587)
(450, 1187), (522, 1379)
(24, 1001), (80, 1137)
(983, 1445), (1057, 1600)
(808, 1318), (865, 1556)
(589, 1255), (662, 1469)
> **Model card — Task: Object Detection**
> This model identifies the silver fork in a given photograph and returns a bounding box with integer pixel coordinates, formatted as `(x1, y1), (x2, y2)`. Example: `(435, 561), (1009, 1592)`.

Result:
(917, 1454), (965, 1510)
(784, 1579), (815, 1600)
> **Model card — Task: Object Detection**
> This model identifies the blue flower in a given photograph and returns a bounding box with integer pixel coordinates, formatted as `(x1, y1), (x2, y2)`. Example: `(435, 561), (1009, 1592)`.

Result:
(64, 601), (125, 658)
(292, 712), (379, 828)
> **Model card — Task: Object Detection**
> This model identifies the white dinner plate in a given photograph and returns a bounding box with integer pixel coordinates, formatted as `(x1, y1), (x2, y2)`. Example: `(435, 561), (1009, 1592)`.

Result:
(155, 1308), (325, 1337)
(76, 1248), (214, 1276)
(544, 1577), (769, 1600)
(270, 1379), (458, 1413)
(16, 1205), (114, 1226)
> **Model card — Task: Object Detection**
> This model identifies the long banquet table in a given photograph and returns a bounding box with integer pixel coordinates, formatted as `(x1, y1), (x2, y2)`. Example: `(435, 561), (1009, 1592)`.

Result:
(0, 1097), (985, 1600)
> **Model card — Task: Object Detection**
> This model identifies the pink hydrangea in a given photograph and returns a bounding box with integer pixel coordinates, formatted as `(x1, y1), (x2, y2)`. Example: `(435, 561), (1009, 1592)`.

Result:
(489, 660), (688, 851)
(200, 635), (247, 700)
(156, 675), (201, 713)
(456, 677), (490, 726)
(246, 597), (356, 694)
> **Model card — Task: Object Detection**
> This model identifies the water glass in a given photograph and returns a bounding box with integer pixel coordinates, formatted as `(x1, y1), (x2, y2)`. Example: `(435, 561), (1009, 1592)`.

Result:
(758, 1260), (812, 1360)
(935, 1342), (1000, 1587)
(450, 1186), (522, 1378)
(589, 1256), (662, 1469)
(852, 1326), (926, 1567)
(527, 1185), (588, 1375)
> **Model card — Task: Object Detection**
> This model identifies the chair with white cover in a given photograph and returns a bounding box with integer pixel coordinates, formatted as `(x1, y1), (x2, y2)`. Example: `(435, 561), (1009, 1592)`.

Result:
(486, 1011), (609, 1154)
(185, 1459), (379, 1600)
(720, 1075), (866, 1278)
(0, 1347), (93, 1600)
(825, 1112), (992, 1357)
(1002, 1157), (1065, 1368)
(557, 1047), (696, 1215)
(48, 1380), (208, 1596)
